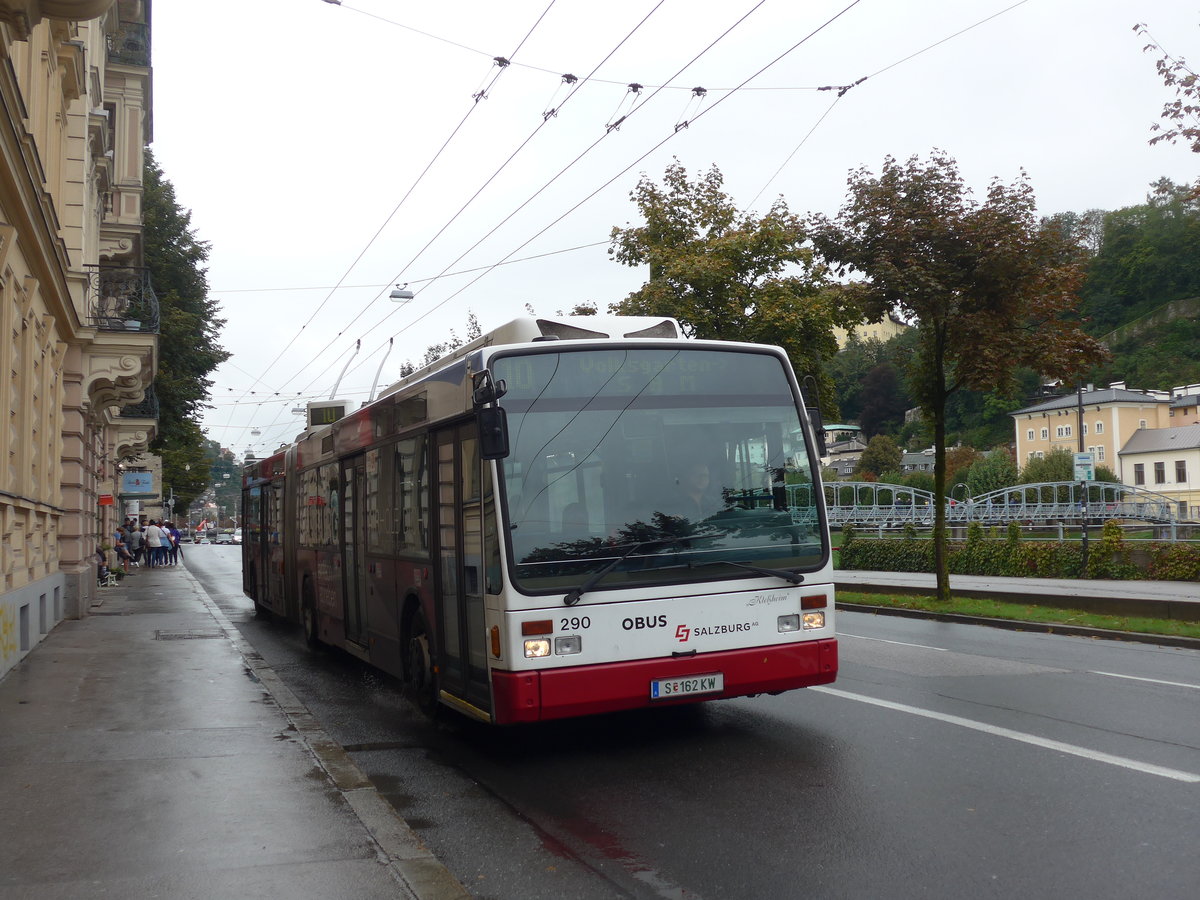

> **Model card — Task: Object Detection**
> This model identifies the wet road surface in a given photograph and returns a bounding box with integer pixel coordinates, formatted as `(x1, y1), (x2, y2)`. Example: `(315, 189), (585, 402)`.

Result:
(190, 547), (1200, 899)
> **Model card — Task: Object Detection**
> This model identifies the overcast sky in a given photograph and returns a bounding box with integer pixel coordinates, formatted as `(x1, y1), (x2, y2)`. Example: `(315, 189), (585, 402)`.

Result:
(150, 0), (1196, 459)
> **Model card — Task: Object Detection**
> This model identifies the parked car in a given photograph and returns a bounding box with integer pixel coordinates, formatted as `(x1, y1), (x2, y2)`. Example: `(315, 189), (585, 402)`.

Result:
(213, 529), (234, 545)
(232, 527), (242, 544)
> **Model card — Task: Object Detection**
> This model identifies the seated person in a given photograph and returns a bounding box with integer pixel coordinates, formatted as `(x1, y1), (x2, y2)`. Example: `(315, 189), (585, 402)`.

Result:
(671, 460), (722, 521)
(96, 548), (111, 585)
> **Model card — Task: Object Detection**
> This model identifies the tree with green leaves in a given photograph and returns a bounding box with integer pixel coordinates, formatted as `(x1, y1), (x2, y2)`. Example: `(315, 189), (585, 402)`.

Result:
(1080, 180), (1200, 334)
(610, 160), (858, 413)
(857, 363), (908, 437)
(854, 434), (903, 479)
(1019, 447), (1076, 484)
(143, 149), (231, 512)
(809, 151), (1107, 600)
(825, 334), (895, 423)
(966, 448), (1018, 496)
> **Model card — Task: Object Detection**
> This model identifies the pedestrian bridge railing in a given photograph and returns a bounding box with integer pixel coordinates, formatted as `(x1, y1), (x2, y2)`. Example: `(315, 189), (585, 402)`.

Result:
(785, 481), (1186, 526)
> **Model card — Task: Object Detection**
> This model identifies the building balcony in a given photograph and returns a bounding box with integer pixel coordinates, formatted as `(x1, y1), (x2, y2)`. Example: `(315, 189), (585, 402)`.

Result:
(118, 382), (159, 420)
(86, 264), (159, 334)
(82, 266), (157, 415)
(106, 18), (149, 67)
(113, 384), (156, 458)
(0, 1), (116, 37)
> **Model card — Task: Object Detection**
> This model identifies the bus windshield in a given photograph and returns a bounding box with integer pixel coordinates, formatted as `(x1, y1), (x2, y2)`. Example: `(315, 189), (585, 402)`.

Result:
(492, 346), (826, 595)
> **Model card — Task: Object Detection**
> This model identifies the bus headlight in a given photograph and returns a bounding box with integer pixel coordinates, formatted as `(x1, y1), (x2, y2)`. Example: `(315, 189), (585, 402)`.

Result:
(523, 638), (551, 658)
(554, 635), (582, 655)
(777, 614), (800, 633)
(802, 611), (825, 630)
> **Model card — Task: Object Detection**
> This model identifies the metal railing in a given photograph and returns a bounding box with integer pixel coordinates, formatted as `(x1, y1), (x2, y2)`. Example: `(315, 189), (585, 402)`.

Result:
(118, 384), (159, 420)
(86, 264), (159, 334)
(107, 21), (150, 68)
(800, 481), (1186, 526)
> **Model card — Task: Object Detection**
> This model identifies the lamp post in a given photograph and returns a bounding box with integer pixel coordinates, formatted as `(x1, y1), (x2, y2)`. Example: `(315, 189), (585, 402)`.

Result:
(1077, 383), (1089, 572)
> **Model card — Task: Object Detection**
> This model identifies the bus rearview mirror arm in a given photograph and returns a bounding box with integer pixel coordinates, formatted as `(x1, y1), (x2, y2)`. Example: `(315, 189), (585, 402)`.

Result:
(801, 375), (827, 457)
(472, 369), (511, 459)
(472, 370), (507, 406)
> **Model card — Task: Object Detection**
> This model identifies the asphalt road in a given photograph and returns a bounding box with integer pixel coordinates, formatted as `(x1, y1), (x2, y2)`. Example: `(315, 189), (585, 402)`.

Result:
(189, 546), (1200, 899)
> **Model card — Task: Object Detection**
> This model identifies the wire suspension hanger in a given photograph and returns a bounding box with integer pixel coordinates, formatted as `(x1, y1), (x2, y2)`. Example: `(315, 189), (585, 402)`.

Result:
(605, 82), (643, 132)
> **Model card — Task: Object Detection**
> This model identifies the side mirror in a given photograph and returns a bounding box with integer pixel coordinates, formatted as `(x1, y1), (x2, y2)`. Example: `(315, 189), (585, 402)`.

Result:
(478, 406), (510, 460)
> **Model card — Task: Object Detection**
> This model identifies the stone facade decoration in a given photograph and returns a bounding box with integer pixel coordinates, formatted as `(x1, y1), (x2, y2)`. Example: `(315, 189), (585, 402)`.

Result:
(0, 0), (154, 681)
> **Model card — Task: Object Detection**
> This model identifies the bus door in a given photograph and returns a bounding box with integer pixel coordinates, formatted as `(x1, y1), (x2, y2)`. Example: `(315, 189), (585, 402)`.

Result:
(266, 481), (286, 610)
(243, 485), (263, 598)
(340, 455), (369, 647)
(252, 485), (271, 603)
(433, 423), (491, 714)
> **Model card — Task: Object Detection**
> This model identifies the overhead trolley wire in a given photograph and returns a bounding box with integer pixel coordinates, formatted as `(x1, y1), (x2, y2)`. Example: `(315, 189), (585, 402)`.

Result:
(743, 0), (1034, 212)
(226, 0), (560, 417)
(321, 0), (772, 390)
(213, 0), (1032, 444)
(210, 240), (611, 294)
(333, 0), (861, 387)
(334, 0), (856, 93)
(294, 1), (670, 371)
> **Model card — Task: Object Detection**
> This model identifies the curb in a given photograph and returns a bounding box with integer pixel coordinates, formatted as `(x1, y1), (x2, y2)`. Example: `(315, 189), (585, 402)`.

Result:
(186, 570), (471, 900)
(836, 601), (1200, 651)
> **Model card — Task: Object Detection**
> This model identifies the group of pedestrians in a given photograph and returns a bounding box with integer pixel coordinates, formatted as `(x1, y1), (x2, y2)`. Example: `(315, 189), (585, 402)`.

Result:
(111, 518), (185, 572)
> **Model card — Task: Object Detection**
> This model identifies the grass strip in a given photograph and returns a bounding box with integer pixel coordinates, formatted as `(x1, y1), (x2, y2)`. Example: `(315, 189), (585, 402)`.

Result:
(837, 590), (1200, 640)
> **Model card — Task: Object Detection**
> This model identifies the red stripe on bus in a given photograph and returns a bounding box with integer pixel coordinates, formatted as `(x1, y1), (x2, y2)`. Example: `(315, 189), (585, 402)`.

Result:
(491, 639), (837, 724)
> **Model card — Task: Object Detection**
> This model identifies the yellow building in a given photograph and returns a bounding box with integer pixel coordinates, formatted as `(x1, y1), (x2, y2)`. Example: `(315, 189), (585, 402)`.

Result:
(1010, 382), (1200, 484)
(831, 312), (909, 349)
(1011, 384), (1171, 471)
(0, 0), (154, 680)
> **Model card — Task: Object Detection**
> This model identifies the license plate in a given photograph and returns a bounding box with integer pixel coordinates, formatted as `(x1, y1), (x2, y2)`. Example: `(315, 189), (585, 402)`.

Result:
(650, 672), (724, 700)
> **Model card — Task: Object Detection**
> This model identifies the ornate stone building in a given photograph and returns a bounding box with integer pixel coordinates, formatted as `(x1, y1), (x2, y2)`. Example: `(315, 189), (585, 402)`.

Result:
(0, 0), (154, 680)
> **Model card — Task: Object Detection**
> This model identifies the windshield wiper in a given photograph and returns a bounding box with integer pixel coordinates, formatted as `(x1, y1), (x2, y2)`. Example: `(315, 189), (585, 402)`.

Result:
(690, 559), (806, 585)
(564, 536), (687, 606)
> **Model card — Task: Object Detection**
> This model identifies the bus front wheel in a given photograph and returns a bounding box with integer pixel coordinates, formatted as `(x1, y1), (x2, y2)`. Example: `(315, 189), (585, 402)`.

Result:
(407, 610), (437, 715)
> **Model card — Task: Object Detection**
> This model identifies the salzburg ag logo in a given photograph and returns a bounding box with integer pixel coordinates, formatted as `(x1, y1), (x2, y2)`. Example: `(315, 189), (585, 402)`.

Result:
(675, 624), (691, 642)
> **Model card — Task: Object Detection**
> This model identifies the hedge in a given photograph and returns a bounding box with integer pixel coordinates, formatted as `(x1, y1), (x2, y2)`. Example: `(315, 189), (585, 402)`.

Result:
(838, 520), (1200, 581)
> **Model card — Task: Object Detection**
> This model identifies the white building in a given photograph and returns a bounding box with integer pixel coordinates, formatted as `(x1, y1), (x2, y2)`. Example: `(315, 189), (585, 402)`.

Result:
(1117, 424), (1200, 521)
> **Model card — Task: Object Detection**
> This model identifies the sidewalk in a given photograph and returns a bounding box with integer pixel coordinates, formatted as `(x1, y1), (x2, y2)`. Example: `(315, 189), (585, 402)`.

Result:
(0, 564), (469, 900)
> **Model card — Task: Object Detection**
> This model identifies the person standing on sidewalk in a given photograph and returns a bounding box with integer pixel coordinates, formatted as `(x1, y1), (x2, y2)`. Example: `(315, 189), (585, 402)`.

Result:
(126, 522), (144, 567)
(144, 519), (165, 568)
(165, 522), (182, 566)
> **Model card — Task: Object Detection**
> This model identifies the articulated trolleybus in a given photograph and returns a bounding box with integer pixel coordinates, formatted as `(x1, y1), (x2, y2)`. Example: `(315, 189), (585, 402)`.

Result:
(242, 315), (837, 724)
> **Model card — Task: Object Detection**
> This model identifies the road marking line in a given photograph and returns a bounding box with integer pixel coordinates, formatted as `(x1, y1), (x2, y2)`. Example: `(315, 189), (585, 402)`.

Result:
(811, 686), (1200, 783)
(1089, 671), (1200, 690)
(839, 633), (949, 651)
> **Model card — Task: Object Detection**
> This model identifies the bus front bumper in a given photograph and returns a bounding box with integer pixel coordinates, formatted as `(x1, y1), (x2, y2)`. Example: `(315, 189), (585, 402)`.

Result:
(491, 638), (837, 724)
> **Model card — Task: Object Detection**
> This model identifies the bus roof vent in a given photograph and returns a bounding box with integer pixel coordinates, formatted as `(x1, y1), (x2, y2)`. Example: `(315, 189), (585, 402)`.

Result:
(536, 319), (608, 341)
(624, 320), (679, 339)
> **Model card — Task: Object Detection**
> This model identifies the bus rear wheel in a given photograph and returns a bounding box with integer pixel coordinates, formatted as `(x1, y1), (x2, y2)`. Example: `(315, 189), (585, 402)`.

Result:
(406, 610), (437, 716)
